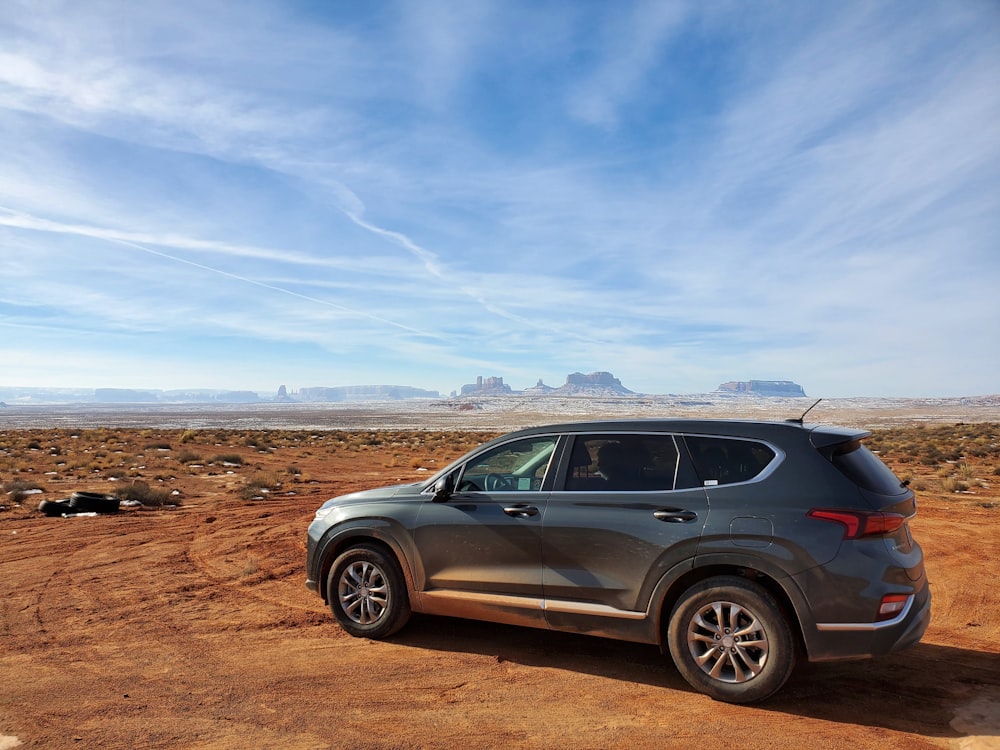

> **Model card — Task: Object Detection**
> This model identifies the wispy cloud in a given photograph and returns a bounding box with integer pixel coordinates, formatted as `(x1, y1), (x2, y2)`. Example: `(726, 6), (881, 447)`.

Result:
(0, 0), (997, 396)
(565, 0), (692, 129)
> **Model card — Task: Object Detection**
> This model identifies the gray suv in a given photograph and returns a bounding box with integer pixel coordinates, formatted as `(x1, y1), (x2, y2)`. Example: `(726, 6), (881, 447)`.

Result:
(306, 419), (930, 703)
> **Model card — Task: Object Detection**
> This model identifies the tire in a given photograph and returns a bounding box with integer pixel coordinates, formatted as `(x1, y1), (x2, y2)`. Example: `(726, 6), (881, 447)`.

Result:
(38, 499), (74, 516)
(667, 576), (795, 704)
(69, 492), (119, 514)
(327, 544), (411, 639)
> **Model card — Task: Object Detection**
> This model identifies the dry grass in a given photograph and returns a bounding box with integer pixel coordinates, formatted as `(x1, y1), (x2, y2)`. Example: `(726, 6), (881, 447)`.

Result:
(0, 427), (496, 512)
(868, 423), (998, 506)
(3, 423), (992, 512)
(115, 479), (174, 507)
(240, 470), (282, 500)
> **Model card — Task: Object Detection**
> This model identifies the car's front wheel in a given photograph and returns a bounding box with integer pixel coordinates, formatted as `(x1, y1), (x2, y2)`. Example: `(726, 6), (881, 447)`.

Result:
(327, 544), (411, 639)
(667, 576), (795, 703)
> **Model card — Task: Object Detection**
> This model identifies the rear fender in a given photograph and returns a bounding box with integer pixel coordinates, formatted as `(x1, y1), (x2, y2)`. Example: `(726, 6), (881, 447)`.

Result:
(652, 552), (814, 654)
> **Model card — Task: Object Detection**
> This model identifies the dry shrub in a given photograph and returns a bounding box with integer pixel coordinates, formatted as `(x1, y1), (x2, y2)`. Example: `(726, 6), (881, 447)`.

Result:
(240, 471), (281, 500)
(115, 480), (174, 507)
(3, 479), (42, 503)
(940, 477), (968, 494)
(242, 554), (261, 577)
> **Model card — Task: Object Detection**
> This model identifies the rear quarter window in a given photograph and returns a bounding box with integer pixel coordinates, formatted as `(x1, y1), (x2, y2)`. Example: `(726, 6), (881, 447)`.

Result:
(830, 440), (907, 496)
(685, 436), (776, 486)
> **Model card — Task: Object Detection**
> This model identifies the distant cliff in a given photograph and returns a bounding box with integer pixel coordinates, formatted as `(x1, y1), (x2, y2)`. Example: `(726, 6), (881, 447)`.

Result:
(460, 376), (513, 396)
(716, 380), (807, 397)
(553, 371), (635, 396)
(298, 385), (440, 402)
(93, 388), (264, 403)
(94, 388), (162, 403)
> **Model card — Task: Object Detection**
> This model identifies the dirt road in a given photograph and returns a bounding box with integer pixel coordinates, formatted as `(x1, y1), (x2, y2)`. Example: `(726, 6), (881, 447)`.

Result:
(1, 428), (998, 749)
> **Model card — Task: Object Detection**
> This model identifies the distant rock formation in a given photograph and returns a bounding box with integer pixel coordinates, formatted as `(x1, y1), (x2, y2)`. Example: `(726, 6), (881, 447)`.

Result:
(522, 379), (555, 395)
(298, 385), (440, 402)
(554, 372), (635, 396)
(275, 385), (295, 403)
(716, 380), (807, 397)
(460, 376), (513, 396)
(455, 371), (635, 397)
(0, 401), (7, 408)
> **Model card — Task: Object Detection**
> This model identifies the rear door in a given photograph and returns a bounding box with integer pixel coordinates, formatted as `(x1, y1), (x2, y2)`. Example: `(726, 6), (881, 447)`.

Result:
(540, 432), (709, 622)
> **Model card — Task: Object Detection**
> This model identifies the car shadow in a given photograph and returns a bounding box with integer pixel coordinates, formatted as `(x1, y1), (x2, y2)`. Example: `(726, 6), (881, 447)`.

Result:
(392, 615), (1000, 739)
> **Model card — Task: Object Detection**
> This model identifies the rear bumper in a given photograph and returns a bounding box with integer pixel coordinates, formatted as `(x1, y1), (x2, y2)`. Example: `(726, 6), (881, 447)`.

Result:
(805, 584), (931, 662)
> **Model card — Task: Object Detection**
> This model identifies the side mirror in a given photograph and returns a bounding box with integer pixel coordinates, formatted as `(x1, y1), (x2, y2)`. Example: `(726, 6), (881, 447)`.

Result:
(432, 474), (454, 503)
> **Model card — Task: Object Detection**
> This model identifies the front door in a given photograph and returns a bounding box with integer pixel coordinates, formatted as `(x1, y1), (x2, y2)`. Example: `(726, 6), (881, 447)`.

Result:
(412, 435), (558, 626)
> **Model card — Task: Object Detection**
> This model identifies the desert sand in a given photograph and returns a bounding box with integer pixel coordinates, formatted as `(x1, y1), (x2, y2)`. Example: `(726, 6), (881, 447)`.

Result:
(1, 404), (998, 749)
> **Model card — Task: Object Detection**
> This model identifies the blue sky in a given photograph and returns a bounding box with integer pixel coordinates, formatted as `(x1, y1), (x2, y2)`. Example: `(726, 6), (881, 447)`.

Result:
(1, 1), (998, 398)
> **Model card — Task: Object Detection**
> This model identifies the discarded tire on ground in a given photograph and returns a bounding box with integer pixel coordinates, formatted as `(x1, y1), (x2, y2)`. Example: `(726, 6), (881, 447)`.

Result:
(68, 492), (120, 514)
(38, 499), (75, 517)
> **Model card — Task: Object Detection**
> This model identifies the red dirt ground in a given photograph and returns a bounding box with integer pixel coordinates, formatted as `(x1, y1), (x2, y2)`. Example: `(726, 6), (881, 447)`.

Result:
(1, 426), (998, 749)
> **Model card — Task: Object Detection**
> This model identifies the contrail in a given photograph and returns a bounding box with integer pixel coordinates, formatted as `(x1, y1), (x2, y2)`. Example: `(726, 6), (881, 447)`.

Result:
(107, 238), (446, 339)
(0, 206), (444, 340)
(343, 208), (611, 345)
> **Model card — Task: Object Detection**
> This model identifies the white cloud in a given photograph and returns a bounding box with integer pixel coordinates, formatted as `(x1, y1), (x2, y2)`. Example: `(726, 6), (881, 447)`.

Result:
(0, 0), (997, 396)
(566, 0), (691, 129)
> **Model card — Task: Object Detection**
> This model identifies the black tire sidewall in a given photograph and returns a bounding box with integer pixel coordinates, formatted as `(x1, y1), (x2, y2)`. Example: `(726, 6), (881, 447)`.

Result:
(327, 545), (410, 639)
(38, 499), (74, 516)
(667, 576), (795, 704)
(69, 492), (119, 513)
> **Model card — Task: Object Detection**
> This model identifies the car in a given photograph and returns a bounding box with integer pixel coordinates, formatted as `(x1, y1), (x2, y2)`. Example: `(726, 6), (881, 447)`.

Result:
(305, 418), (930, 703)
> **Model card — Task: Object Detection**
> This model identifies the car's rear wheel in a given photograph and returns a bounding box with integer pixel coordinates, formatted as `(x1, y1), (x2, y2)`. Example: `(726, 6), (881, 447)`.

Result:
(327, 544), (410, 639)
(667, 576), (795, 703)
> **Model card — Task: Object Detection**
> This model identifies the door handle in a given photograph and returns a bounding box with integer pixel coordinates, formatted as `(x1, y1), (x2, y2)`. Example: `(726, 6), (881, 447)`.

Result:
(503, 504), (539, 518)
(653, 509), (698, 523)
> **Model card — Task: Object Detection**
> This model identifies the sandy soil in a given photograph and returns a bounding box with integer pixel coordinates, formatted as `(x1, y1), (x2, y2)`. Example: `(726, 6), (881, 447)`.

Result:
(1, 421), (999, 749)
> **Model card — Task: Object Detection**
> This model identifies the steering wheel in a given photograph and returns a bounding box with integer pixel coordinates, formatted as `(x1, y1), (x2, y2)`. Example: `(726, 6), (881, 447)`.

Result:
(485, 473), (514, 492)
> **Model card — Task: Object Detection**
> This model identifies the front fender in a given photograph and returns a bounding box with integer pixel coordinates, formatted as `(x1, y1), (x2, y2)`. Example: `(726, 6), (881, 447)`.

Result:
(312, 518), (416, 603)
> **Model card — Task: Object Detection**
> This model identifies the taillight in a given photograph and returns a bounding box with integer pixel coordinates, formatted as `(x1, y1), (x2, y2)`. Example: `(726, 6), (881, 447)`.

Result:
(807, 509), (906, 539)
(876, 594), (911, 621)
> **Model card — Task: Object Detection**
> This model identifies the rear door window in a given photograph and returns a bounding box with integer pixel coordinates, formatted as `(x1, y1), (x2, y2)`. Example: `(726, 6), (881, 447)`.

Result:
(564, 433), (679, 491)
(685, 436), (776, 486)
